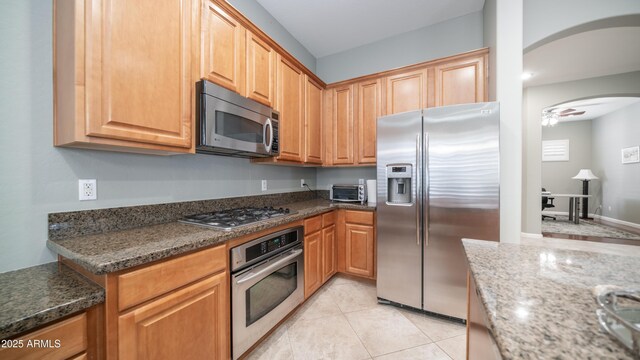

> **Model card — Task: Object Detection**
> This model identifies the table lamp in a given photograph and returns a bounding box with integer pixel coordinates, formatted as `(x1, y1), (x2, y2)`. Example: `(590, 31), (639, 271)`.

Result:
(572, 169), (598, 219)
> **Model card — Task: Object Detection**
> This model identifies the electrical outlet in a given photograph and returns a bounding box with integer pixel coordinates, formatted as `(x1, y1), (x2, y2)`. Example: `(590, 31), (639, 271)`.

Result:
(78, 179), (97, 201)
(301, 179), (305, 188)
(261, 180), (268, 191)
(358, 178), (364, 185)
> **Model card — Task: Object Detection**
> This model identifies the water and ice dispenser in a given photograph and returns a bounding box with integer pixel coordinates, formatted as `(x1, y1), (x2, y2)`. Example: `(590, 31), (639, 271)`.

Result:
(386, 165), (412, 204)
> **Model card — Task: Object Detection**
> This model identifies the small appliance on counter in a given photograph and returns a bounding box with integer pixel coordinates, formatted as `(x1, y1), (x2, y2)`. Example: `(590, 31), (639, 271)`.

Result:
(366, 179), (377, 205)
(330, 184), (366, 204)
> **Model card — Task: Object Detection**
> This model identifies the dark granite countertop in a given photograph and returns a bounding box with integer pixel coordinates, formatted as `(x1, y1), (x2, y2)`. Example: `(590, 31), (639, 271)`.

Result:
(462, 239), (639, 359)
(47, 199), (375, 275)
(0, 262), (105, 339)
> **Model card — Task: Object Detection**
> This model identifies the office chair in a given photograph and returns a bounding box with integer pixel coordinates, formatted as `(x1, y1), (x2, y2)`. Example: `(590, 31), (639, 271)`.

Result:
(541, 187), (556, 220)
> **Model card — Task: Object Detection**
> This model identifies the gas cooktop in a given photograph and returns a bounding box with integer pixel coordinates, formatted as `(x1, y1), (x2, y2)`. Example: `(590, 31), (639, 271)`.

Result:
(179, 207), (295, 231)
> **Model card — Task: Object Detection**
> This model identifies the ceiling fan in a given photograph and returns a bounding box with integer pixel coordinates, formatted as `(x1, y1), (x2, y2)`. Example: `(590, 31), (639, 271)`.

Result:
(554, 108), (586, 117)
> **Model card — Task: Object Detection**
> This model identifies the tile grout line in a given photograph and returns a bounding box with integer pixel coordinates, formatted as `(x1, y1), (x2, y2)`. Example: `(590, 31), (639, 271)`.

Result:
(342, 309), (374, 359)
(395, 309), (436, 344)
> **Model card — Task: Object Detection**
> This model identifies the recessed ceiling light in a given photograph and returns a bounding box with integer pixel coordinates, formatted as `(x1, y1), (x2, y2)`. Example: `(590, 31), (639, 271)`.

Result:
(522, 72), (533, 80)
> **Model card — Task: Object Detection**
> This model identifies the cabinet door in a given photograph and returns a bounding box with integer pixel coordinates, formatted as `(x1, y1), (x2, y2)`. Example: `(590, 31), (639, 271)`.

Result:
(305, 76), (323, 164)
(304, 230), (322, 299)
(356, 79), (381, 164)
(246, 31), (276, 107)
(277, 55), (305, 162)
(84, 0), (193, 149)
(118, 272), (228, 360)
(201, 0), (246, 94)
(435, 56), (486, 106)
(385, 69), (428, 115)
(322, 224), (336, 283)
(345, 223), (375, 278)
(332, 84), (355, 164)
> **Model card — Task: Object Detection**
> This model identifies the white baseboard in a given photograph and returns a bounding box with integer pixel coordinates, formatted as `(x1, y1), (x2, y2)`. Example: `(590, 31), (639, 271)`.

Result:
(591, 214), (640, 230)
(543, 211), (568, 216)
(542, 211), (640, 230)
(521, 232), (543, 238)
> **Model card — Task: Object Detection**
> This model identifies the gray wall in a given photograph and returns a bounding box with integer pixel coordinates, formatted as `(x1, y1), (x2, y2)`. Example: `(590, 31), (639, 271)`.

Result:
(316, 168), (376, 190)
(227, 0), (316, 72)
(523, 0), (640, 50)
(0, 0), (316, 273)
(522, 71), (640, 235)
(483, 0), (497, 101)
(541, 121), (593, 213)
(592, 101), (640, 224)
(482, 0), (524, 243)
(316, 12), (484, 83)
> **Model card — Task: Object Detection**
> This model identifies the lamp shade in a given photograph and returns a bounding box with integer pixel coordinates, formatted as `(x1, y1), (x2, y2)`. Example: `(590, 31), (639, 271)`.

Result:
(572, 169), (598, 180)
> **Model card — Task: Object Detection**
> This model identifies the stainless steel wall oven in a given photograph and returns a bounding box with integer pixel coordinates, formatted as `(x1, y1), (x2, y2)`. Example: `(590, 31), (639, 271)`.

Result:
(230, 226), (304, 359)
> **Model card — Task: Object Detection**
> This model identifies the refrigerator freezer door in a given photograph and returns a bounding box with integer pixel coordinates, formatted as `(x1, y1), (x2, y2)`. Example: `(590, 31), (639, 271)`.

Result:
(376, 110), (423, 309)
(423, 102), (500, 319)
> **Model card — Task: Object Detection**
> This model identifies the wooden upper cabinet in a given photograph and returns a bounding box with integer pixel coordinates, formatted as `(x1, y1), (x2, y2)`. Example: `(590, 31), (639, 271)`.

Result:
(276, 55), (305, 162)
(435, 55), (486, 106)
(385, 69), (428, 115)
(332, 84), (355, 165)
(304, 76), (323, 164)
(54, 0), (194, 153)
(356, 79), (381, 164)
(201, 0), (246, 95)
(246, 31), (276, 107)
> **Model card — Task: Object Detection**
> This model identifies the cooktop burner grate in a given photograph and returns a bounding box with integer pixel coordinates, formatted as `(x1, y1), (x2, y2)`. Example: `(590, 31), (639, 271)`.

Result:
(179, 207), (295, 230)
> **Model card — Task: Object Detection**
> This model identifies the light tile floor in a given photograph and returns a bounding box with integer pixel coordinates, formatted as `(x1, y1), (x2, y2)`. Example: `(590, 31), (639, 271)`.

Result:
(246, 275), (467, 360)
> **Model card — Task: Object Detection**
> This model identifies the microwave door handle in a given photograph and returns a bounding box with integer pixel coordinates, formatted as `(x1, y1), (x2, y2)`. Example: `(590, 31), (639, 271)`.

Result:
(263, 118), (273, 153)
(235, 248), (302, 285)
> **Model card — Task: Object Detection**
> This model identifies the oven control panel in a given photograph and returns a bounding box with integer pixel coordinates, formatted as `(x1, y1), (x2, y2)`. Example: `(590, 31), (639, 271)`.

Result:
(230, 226), (303, 272)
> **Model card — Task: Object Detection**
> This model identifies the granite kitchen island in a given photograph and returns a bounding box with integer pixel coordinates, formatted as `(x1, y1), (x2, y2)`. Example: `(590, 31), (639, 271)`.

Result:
(463, 238), (639, 359)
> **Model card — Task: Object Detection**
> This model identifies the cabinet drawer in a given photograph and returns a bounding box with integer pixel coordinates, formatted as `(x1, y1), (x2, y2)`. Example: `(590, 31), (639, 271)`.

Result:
(118, 245), (226, 311)
(0, 313), (87, 360)
(345, 210), (374, 225)
(304, 215), (322, 235)
(322, 211), (335, 227)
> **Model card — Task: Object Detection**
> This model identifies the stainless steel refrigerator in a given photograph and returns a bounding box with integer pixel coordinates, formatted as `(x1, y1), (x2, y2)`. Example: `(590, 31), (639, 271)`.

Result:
(376, 102), (500, 320)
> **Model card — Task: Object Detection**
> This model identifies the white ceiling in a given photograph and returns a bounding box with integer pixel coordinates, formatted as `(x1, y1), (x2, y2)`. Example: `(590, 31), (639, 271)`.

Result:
(523, 27), (640, 88)
(543, 97), (640, 123)
(256, 0), (485, 58)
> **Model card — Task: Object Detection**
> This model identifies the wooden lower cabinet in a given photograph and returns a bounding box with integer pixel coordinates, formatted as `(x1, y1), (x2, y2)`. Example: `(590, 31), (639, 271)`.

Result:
(0, 312), (90, 360)
(321, 224), (336, 282)
(337, 210), (376, 279)
(304, 212), (337, 298)
(118, 272), (228, 360)
(467, 272), (502, 360)
(303, 230), (323, 299)
(344, 223), (375, 278)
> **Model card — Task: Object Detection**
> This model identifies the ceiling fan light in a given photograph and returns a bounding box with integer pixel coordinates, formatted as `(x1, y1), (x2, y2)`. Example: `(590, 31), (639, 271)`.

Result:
(541, 116), (549, 126)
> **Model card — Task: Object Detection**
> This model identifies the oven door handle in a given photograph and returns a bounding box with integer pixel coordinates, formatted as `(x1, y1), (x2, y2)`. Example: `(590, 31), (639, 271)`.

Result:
(235, 248), (302, 285)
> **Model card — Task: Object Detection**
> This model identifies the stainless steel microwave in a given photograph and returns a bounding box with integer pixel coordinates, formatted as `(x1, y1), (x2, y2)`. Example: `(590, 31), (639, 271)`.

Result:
(196, 80), (279, 158)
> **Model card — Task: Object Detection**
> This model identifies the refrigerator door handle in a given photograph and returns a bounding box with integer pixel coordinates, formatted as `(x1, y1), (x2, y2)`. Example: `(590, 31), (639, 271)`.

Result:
(424, 131), (429, 247)
(416, 134), (421, 246)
